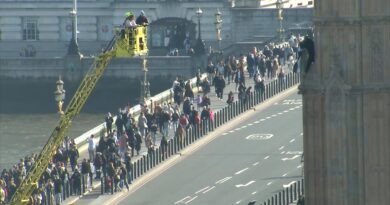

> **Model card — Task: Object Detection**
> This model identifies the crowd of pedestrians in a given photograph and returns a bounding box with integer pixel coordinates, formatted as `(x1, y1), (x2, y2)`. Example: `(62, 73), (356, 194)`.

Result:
(0, 36), (306, 205)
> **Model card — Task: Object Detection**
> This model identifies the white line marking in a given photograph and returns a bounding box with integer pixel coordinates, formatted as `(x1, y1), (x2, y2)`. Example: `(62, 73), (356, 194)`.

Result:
(278, 112), (283, 115)
(260, 119), (265, 121)
(272, 114), (277, 117)
(248, 123), (253, 126)
(222, 133), (228, 136)
(282, 173), (288, 177)
(175, 196), (190, 204)
(281, 155), (300, 161)
(279, 146), (285, 150)
(252, 162), (260, 166)
(290, 139), (296, 143)
(235, 168), (249, 175)
(195, 186), (210, 194)
(264, 156), (270, 160)
(235, 128), (241, 131)
(202, 186), (215, 193)
(242, 125), (247, 128)
(283, 181), (297, 188)
(267, 182), (273, 186)
(235, 180), (255, 188)
(236, 201), (241, 204)
(283, 110), (289, 113)
(216, 177), (232, 184)
(300, 133), (303, 135)
(185, 196), (198, 204)
(297, 165), (302, 169)
(281, 151), (286, 154)
(252, 191), (257, 195)
(266, 116), (271, 119)
(254, 121), (260, 124)
(229, 130), (235, 133)
(289, 108), (295, 111)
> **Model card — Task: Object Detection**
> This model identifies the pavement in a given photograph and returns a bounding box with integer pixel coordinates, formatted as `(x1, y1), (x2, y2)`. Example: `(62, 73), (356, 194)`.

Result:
(106, 88), (303, 205)
(61, 62), (296, 205)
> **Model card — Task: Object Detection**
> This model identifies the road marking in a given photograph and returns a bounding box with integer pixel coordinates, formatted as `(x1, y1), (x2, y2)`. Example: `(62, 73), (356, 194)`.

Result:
(254, 121), (260, 124)
(252, 191), (257, 195)
(246, 134), (273, 140)
(274, 102), (279, 105)
(236, 201), (241, 204)
(260, 119), (265, 121)
(300, 133), (303, 135)
(290, 139), (296, 143)
(264, 156), (270, 160)
(235, 128), (241, 131)
(185, 196), (198, 204)
(229, 130), (235, 133)
(195, 186), (210, 194)
(283, 110), (289, 113)
(267, 182), (273, 186)
(216, 177), (232, 184)
(281, 151), (286, 154)
(279, 146), (285, 150)
(286, 151), (303, 155)
(222, 133), (228, 136)
(289, 108), (295, 111)
(175, 196), (190, 204)
(282, 173), (288, 177)
(283, 181), (297, 188)
(297, 165), (302, 169)
(235, 168), (249, 175)
(242, 125), (247, 128)
(235, 180), (256, 188)
(281, 155), (300, 161)
(266, 116), (271, 119)
(252, 162), (260, 166)
(278, 112), (283, 115)
(202, 186), (215, 194)
(272, 114), (277, 117)
(248, 123), (253, 126)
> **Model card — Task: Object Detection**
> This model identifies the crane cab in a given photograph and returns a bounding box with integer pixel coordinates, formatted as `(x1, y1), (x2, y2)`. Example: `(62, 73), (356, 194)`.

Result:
(114, 26), (148, 57)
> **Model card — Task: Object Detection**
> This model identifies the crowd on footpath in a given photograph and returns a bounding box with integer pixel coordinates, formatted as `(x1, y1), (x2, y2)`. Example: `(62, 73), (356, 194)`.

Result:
(0, 35), (309, 205)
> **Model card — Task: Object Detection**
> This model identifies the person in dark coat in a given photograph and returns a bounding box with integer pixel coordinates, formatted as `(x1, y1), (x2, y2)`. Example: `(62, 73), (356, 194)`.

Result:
(215, 76), (226, 99)
(71, 168), (82, 195)
(134, 131), (142, 155)
(136, 10), (149, 26)
(105, 112), (114, 135)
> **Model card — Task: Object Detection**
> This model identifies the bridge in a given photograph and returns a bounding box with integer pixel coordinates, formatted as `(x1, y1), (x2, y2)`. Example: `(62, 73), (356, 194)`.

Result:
(2, 39), (304, 205)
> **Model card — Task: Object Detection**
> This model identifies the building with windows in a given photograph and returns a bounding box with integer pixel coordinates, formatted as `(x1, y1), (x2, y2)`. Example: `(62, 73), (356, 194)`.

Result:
(0, 0), (313, 58)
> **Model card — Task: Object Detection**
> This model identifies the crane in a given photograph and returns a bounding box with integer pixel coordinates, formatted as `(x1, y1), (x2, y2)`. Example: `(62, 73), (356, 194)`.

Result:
(9, 26), (148, 205)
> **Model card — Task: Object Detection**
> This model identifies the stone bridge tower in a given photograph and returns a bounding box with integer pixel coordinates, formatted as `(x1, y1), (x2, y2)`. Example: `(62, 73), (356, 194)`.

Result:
(301, 0), (390, 204)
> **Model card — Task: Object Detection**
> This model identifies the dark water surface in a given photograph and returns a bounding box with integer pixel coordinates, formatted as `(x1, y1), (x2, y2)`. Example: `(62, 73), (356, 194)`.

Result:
(0, 113), (104, 169)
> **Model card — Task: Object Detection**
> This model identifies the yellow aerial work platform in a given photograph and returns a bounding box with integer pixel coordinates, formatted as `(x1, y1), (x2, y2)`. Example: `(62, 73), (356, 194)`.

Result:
(114, 26), (148, 57)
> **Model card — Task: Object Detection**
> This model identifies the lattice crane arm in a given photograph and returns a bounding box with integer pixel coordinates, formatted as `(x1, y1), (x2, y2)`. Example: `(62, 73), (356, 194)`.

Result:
(9, 50), (116, 205)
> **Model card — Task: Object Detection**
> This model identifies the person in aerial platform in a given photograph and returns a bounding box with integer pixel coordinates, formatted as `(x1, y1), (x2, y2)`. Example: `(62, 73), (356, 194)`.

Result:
(136, 10), (149, 26)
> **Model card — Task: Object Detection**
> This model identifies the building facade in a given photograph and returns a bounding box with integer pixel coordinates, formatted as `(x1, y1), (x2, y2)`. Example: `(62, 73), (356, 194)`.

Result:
(0, 0), (313, 58)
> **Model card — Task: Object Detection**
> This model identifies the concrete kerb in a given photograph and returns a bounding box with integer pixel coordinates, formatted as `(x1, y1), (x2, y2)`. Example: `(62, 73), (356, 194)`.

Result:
(101, 85), (300, 205)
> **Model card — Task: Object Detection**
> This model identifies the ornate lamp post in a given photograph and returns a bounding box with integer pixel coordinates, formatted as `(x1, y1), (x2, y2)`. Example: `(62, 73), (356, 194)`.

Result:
(54, 76), (66, 114)
(140, 57), (150, 104)
(214, 9), (223, 52)
(67, 0), (80, 55)
(194, 8), (205, 55)
(276, 0), (285, 42)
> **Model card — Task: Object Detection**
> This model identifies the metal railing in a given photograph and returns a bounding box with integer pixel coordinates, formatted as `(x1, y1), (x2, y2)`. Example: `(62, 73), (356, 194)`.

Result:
(257, 179), (304, 205)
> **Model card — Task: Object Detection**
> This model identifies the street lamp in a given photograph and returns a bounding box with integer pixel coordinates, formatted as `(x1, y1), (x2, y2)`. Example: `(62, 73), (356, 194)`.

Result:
(54, 76), (66, 114)
(140, 57), (150, 104)
(214, 9), (223, 51)
(194, 8), (205, 55)
(67, 0), (81, 56)
(276, 0), (285, 42)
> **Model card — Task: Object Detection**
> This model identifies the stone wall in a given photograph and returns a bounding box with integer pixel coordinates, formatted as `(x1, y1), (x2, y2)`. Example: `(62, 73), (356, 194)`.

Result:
(0, 56), (195, 80)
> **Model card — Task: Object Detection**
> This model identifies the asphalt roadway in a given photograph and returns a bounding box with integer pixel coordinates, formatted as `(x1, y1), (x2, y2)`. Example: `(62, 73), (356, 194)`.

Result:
(111, 91), (303, 205)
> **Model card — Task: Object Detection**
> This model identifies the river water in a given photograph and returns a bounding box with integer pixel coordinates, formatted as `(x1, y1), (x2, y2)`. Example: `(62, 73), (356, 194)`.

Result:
(0, 113), (104, 169)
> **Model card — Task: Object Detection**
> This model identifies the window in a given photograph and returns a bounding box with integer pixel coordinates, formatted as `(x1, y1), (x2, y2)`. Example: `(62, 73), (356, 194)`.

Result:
(22, 18), (39, 40)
